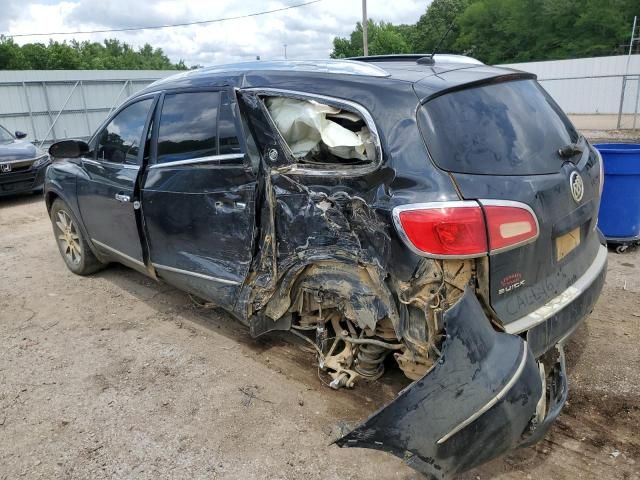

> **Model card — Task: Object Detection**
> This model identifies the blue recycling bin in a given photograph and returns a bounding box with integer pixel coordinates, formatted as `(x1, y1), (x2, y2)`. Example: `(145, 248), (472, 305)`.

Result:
(594, 143), (640, 242)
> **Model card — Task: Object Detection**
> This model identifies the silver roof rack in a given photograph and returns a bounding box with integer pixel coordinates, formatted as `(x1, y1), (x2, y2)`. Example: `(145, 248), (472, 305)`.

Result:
(348, 54), (484, 65)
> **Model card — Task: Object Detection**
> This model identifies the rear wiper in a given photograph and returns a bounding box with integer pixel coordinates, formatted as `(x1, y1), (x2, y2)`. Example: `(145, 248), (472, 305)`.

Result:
(558, 135), (584, 160)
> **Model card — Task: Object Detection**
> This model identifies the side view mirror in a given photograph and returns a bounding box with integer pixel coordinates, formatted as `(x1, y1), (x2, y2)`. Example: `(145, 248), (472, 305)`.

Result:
(15, 131), (27, 139)
(49, 139), (90, 159)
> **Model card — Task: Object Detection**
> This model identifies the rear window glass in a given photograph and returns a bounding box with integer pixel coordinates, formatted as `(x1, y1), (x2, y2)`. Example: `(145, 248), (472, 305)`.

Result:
(418, 79), (579, 175)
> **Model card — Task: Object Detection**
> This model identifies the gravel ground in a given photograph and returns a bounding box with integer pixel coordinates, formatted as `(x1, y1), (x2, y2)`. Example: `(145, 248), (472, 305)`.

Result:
(1, 194), (638, 480)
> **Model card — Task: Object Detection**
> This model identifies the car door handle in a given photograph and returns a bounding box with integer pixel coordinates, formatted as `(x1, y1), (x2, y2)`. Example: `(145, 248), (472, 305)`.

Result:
(115, 193), (130, 203)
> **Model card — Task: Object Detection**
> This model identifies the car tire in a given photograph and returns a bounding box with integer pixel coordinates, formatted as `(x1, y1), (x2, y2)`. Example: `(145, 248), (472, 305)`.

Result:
(50, 198), (105, 275)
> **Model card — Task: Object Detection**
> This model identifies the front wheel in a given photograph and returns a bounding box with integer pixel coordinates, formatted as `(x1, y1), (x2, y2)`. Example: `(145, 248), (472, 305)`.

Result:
(50, 199), (105, 275)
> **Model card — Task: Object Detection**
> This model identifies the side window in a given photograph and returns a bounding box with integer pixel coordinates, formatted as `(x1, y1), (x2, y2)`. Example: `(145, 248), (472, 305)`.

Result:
(156, 91), (220, 164)
(218, 99), (241, 155)
(97, 98), (153, 165)
(263, 95), (378, 167)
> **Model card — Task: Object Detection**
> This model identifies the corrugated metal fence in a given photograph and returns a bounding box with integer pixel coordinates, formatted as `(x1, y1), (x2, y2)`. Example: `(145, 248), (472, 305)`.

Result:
(500, 54), (640, 129)
(0, 70), (173, 146)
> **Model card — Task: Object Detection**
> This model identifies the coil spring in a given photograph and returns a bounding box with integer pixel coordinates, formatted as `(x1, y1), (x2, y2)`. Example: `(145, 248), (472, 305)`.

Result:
(354, 342), (387, 379)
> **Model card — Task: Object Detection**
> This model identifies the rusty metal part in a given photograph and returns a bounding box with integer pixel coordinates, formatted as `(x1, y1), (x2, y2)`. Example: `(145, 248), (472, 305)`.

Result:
(374, 317), (397, 340)
(394, 349), (433, 380)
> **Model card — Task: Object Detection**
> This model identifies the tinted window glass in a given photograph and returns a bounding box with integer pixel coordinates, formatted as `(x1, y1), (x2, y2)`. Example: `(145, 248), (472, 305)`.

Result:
(418, 79), (579, 175)
(218, 100), (241, 155)
(97, 99), (153, 165)
(157, 92), (219, 164)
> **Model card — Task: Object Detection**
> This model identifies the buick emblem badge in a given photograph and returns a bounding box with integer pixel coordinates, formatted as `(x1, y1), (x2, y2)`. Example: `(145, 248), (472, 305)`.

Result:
(570, 171), (584, 203)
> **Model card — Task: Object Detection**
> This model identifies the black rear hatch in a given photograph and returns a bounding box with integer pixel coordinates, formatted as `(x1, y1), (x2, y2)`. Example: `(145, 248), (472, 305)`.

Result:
(416, 75), (602, 327)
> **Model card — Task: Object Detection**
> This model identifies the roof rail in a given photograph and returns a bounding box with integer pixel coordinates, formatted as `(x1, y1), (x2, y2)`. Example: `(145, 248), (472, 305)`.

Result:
(348, 54), (484, 66)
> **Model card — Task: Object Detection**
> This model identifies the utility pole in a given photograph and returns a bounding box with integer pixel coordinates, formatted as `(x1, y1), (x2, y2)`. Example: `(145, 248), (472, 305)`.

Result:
(625, 16), (637, 73)
(629, 16), (638, 55)
(362, 0), (368, 56)
(283, 44), (288, 60)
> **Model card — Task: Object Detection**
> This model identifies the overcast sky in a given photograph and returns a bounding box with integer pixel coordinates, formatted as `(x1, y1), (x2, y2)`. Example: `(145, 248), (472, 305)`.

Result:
(1, 0), (428, 66)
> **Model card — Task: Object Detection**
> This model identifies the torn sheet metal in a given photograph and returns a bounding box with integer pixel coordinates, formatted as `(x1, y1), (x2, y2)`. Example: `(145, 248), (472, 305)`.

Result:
(335, 288), (543, 479)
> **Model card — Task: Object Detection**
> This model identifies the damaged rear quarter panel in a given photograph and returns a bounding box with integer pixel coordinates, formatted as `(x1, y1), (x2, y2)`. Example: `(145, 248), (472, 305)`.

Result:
(233, 76), (463, 329)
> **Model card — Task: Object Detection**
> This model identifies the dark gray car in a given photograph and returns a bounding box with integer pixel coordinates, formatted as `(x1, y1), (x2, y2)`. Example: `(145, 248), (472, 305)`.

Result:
(0, 125), (50, 196)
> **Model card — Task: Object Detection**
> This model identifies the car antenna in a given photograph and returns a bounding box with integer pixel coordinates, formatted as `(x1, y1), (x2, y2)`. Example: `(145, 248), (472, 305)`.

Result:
(417, 22), (456, 65)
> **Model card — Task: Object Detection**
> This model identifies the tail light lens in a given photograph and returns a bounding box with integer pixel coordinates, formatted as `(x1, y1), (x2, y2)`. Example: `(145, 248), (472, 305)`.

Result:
(393, 200), (538, 258)
(481, 201), (539, 253)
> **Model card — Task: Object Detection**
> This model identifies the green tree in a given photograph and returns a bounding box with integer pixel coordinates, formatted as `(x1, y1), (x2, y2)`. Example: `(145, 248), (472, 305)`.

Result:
(0, 37), (189, 70)
(331, 0), (638, 63)
(0, 36), (25, 69)
(454, 0), (637, 63)
(331, 20), (412, 58)
(413, 0), (472, 53)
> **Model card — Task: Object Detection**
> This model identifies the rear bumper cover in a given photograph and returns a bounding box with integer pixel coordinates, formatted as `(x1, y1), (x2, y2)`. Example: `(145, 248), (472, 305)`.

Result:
(335, 282), (588, 478)
(508, 244), (608, 357)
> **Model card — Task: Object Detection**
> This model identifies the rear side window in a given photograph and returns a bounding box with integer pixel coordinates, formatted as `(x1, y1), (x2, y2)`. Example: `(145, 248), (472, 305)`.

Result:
(263, 95), (378, 167)
(418, 79), (579, 175)
(156, 92), (220, 164)
(218, 97), (242, 155)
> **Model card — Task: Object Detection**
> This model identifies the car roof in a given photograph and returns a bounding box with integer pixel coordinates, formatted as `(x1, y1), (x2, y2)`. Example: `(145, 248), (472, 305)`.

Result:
(140, 55), (528, 101)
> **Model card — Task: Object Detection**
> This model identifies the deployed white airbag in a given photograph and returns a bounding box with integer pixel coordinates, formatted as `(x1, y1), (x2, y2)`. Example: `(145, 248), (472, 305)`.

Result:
(265, 97), (373, 162)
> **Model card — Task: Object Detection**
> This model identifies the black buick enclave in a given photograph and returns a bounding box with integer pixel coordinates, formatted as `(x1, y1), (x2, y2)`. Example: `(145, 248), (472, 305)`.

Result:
(0, 125), (50, 196)
(44, 55), (607, 478)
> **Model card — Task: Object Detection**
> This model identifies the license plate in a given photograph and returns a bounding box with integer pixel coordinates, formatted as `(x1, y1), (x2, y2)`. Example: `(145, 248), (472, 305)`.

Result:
(556, 227), (581, 261)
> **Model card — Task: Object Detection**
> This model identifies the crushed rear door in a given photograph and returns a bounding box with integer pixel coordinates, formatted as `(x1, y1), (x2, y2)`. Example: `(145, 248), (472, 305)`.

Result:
(417, 78), (603, 329)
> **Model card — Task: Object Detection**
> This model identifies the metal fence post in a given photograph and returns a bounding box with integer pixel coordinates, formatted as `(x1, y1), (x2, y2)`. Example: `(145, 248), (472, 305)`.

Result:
(79, 80), (92, 137)
(21, 81), (37, 141)
(617, 76), (627, 129)
(42, 81), (56, 141)
(633, 76), (640, 130)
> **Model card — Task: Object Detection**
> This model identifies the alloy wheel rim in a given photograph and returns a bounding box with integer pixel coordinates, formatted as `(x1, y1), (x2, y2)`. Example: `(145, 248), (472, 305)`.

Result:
(55, 210), (82, 265)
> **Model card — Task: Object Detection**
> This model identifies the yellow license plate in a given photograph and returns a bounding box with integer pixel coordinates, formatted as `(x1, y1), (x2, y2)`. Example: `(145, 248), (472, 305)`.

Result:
(556, 227), (581, 261)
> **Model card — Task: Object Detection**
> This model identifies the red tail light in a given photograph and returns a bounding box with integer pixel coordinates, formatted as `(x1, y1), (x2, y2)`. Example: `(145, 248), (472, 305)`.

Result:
(481, 200), (539, 253)
(393, 200), (539, 258)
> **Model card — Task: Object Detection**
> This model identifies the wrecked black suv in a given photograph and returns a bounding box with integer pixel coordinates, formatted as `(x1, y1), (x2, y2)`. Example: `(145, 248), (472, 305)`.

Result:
(44, 55), (607, 478)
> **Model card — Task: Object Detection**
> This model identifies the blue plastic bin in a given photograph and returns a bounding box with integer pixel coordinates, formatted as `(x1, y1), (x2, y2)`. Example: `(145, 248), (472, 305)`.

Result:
(594, 143), (640, 241)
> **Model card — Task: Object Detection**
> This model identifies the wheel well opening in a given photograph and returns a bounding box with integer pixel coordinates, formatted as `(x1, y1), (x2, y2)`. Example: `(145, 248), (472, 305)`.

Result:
(45, 192), (59, 213)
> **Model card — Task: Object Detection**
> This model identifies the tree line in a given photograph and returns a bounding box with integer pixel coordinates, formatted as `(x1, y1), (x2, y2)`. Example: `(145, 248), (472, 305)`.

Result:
(332, 0), (638, 64)
(0, 37), (188, 70)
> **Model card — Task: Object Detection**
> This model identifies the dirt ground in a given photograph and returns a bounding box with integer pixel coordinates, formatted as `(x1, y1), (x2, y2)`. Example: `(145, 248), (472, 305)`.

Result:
(1, 194), (638, 480)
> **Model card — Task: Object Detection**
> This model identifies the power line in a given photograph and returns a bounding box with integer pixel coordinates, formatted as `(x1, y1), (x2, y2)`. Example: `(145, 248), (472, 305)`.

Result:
(4, 0), (323, 38)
